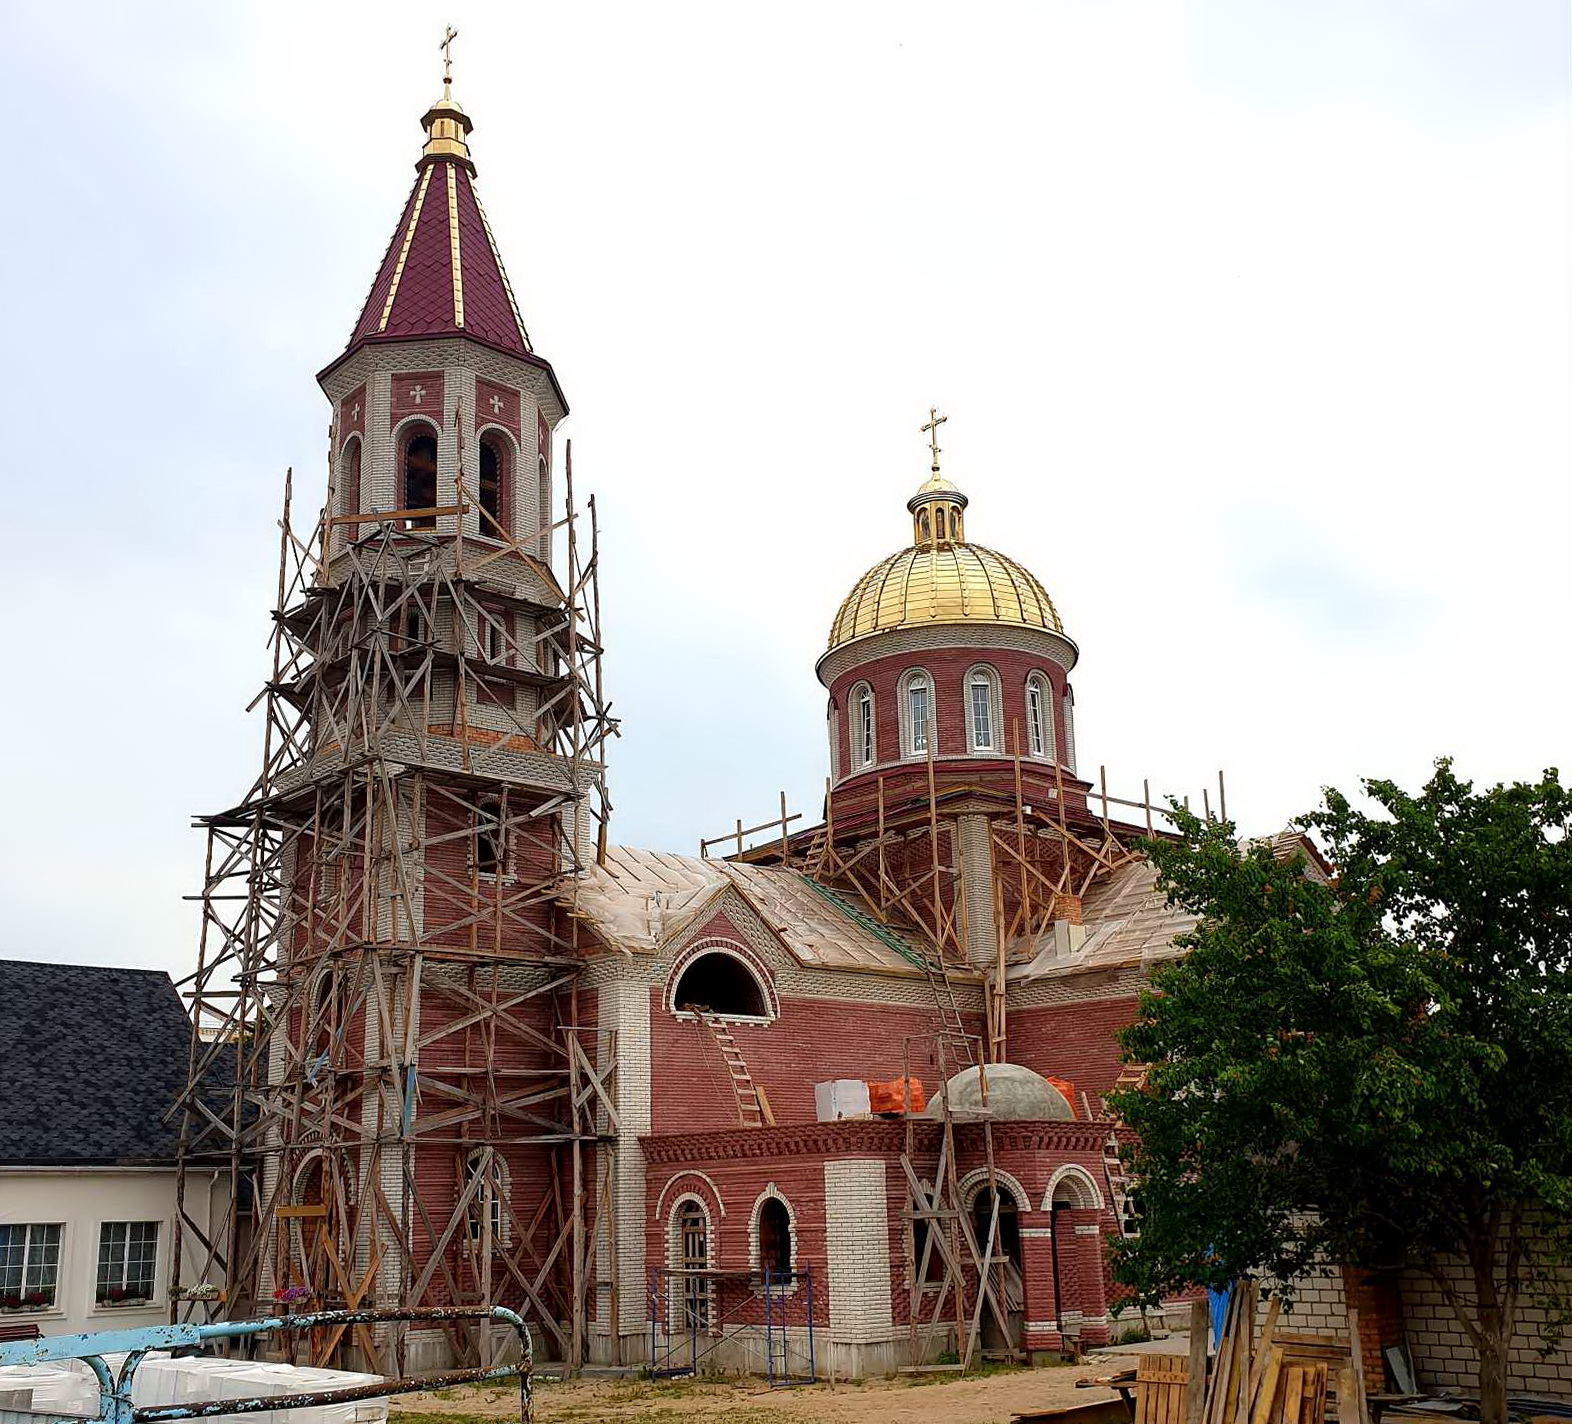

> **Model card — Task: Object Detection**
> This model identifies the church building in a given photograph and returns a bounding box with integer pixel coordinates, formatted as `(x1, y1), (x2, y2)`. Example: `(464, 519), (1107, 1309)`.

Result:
(173, 62), (1223, 1379)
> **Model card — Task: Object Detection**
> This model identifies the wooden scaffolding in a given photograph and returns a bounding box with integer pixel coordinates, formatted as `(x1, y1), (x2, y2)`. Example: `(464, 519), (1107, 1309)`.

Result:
(170, 437), (618, 1373)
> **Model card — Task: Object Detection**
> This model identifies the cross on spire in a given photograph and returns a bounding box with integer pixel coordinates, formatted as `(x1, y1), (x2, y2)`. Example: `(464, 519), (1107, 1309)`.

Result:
(440, 26), (459, 97)
(921, 407), (948, 475)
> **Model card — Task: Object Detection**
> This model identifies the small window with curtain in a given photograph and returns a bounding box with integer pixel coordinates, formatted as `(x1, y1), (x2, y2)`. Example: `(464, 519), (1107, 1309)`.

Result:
(96, 1221), (159, 1306)
(968, 672), (994, 751)
(0, 1223), (62, 1310)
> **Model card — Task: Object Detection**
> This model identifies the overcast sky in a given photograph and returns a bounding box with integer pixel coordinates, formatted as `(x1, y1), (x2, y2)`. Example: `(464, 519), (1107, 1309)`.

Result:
(2, 2), (1567, 976)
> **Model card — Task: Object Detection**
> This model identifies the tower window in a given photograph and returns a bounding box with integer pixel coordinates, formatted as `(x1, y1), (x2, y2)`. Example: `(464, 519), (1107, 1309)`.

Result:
(403, 428), (438, 527)
(902, 671), (932, 757)
(475, 799), (506, 878)
(538, 456), (551, 560)
(1026, 674), (1054, 760)
(462, 1148), (507, 1246)
(478, 438), (505, 537)
(341, 438), (362, 542)
(967, 668), (998, 752)
(852, 683), (875, 768)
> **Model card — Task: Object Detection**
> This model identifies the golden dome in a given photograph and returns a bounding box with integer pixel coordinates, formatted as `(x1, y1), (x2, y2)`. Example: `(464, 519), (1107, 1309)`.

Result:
(827, 541), (1063, 652)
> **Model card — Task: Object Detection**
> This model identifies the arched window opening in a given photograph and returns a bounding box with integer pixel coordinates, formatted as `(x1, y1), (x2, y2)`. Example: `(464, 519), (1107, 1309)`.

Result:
(403, 428), (438, 528)
(340, 438), (362, 543)
(758, 1198), (791, 1276)
(1026, 674), (1054, 760)
(475, 799), (506, 878)
(907, 674), (931, 757)
(967, 669), (997, 752)
(1063, 685), (1077, 774)
(462, 1148), (507, 1247)
(478, 438), (504, 537)
(677, 1200), (710, 1330)
(972, 1188), (1022, 1270)
(853, 683), (875, 768)
(672, 952), (767, 1018)
(948, 507), (960, 542)
(910, 1209), (946, 1284)
(919, 510), (931, 543)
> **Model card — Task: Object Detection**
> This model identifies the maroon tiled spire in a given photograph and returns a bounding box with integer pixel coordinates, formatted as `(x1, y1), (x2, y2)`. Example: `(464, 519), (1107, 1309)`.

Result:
(335, 92), (534, 365)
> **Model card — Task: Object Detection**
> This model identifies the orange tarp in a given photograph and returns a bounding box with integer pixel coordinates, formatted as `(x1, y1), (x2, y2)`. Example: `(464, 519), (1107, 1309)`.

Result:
(867, 1076), (926, 1114)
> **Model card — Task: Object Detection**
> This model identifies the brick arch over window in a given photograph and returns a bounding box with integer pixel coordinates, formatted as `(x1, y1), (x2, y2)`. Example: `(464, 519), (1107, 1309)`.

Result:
(476, 426), (516, 540)
(338, 435), (363, 546)
(963, 663), (1003, 754)
(665, 938), (778, 1020)
(1042, 1164), (1104, 1212)
(896, 666), (936, 759)
(958, 1166), (1032, 1213)
(395, 417), (441, 529)
(748, 1184), (797, 1276)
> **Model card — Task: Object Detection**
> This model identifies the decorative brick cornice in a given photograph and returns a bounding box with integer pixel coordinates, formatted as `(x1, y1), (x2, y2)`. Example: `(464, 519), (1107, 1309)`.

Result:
(641, 1120), (936, 1165)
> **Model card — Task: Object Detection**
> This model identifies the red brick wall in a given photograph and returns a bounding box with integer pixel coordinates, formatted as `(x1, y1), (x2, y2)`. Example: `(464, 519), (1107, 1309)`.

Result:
(1008, 995), (1141, 1113)
(828, 645), (1070, 774)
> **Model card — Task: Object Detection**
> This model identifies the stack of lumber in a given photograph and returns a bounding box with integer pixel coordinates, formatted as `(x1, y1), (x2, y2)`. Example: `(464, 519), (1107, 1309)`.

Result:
(1195, 1285), (1372, 1424)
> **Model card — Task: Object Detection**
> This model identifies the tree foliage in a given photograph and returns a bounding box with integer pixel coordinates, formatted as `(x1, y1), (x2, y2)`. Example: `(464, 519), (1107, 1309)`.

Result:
(1111, 761), (1572, 1415)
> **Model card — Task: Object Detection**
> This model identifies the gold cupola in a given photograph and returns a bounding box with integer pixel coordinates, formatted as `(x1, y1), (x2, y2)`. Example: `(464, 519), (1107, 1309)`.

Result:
(821, 412), (1067, 663)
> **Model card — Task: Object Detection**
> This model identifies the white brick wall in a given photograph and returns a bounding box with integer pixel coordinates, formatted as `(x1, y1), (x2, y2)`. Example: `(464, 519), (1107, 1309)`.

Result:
(824, 1159), (893, 1342)
(1402, 1248), (1572, 1395)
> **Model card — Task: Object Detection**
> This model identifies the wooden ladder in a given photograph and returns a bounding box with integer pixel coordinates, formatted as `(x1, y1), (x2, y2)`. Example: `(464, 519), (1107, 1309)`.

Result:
(696, 1010), (774, 1128)
(1101, 1128), (1140, 1236)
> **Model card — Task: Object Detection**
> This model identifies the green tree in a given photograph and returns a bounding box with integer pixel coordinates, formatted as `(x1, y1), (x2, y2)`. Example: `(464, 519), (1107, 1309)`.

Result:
(1111, 762), (1572, 1424)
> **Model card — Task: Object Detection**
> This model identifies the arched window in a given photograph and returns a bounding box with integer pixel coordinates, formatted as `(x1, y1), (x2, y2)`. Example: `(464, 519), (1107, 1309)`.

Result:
(852, 682), (875, 768)
(827, 701), (840, 781)
(672, 951), (769, 1018)
(475, 799), (506, 878)
(1063, 685), (1077, 774)
(1026, 673), (1055, 760)
(478, 437), (506, 537)
(966, 666), (1000, 753)
(402, 426), (438, 528)
(676, 1199), (710, 1329)
(899, 670), (933, 758)
(948, 507), (960, 542)
(462, 1147), (508, 1247)
(919, 510), (931, 543)
(340, 437), (362, 544)
(757, 1197), (791, 1276)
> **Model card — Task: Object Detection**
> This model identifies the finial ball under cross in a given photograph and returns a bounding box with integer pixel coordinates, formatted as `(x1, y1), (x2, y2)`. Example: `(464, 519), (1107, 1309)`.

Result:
(440, 26), (459, 92)
(921, 407), (948, 474)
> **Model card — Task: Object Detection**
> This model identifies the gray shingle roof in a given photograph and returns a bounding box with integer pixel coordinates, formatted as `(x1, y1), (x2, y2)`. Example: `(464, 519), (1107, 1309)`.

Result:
(0, 959), (193, 1166)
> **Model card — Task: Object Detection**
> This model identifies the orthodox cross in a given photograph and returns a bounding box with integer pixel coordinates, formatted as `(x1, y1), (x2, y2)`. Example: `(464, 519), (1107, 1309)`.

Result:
(440, 26), (459, 93)
(921, 407), (947, 474)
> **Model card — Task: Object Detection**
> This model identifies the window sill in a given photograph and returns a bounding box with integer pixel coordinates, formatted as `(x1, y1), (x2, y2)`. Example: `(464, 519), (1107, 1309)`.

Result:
(672, 1011), (772, 1027)
(0, 1306), (63, 1319)
(91, 1299), (161, 1315)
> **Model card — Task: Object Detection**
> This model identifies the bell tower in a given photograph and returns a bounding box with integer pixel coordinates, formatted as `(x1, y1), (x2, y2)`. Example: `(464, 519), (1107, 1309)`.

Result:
(174, 49), (615, 1373)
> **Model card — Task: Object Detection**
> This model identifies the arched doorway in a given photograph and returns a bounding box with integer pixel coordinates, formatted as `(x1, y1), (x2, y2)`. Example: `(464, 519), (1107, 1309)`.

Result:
(971, 1187), (1023, 1354)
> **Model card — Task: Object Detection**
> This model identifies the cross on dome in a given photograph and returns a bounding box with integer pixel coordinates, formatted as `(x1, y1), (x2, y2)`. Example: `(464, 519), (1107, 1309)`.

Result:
(921, 407), (947, 475)
(440, 26), (459, 98)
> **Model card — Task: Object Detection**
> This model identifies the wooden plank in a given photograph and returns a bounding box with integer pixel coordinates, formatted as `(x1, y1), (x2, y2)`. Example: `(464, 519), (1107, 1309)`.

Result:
(1249, 1350), (1284, 1424)
(1346, 1307), (1371, 1424)
(1251, 1299), (1283, 1398)
(1188, 1299), (1210, 1424)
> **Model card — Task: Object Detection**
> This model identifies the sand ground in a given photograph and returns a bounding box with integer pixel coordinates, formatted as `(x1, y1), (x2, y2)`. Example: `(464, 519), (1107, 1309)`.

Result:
(388, 1356), (1148, 1424)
